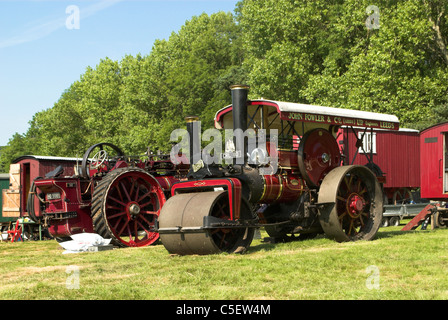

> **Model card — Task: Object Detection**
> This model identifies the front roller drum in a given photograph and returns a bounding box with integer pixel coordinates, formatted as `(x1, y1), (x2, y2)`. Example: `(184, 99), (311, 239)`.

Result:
(158, 191), (255, 255)
(318, 165), (383, 242)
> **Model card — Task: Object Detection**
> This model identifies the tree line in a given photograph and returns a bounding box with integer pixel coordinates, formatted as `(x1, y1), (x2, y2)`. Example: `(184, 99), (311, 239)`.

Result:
(1, 0), (447, 172)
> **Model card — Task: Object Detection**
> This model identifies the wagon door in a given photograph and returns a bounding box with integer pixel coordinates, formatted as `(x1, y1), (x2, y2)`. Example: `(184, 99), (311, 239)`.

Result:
(2, 164), (21, 217)
(444, 133), (448, 193)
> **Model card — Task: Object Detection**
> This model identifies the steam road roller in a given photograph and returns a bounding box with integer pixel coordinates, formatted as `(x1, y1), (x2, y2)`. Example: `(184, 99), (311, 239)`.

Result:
(156, 85), (400, 255)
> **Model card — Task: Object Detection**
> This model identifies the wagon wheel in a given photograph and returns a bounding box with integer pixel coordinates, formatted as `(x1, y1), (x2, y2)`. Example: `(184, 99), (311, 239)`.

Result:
(318, 165), (383, 242)
(158, 191), (255, 255)
(392, 188), (413, 205)
(91, 167), (166, 247)
(80, 142), (125, 178)
(298, 128), (341, 188)
(434, 210), (448, 228)
(389, 216), (400, 227)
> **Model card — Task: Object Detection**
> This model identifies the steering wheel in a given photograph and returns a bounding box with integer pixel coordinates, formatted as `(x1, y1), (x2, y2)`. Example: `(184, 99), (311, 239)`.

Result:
(80, 143), (125, 178)
(90, 150), (108, 169)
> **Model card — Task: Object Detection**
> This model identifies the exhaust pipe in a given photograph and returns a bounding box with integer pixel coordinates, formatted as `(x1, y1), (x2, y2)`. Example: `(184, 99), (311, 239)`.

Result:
(230, 84), (250, 165)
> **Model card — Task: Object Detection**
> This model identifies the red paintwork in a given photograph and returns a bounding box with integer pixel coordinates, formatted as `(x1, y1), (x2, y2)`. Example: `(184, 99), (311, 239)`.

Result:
(88, 159), (130, 176)
(12, 156), (79, 218)
(214, 100), (400, 207)
(260, 173), (303, 203)
(156, 176), (179, 193)
(11, 151), (183, 244)
(33, 168), (178, 240)
(34, 177), (94, 237)
(101, 169), (167, 247)
(300, 128), (341, 187)
(171, 178), (242, 220)
(280, 111), (399, 130)
(348, 194), (365, 216)
(266, 141), (299, 168)
(337, 127), (420, 200)
(420, 122), (448, 200)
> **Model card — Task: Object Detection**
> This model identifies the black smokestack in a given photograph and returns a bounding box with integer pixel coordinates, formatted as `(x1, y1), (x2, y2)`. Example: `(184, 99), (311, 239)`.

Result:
(230, 84), (250, 165)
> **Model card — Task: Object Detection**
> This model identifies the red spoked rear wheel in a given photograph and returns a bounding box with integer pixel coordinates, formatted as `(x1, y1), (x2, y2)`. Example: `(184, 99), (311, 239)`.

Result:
(92, 167), (166, 247)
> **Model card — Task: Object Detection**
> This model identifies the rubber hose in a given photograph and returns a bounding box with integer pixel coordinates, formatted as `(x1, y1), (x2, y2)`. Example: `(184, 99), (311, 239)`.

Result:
(26, 178), (42, 223)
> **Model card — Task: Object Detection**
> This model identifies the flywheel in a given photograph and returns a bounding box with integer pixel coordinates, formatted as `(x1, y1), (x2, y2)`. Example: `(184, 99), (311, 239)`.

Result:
(298, 128), (341, 188)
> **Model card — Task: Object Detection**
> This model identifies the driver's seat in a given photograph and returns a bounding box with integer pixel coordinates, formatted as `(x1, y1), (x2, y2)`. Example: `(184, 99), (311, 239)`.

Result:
(45, 165), (64, 179)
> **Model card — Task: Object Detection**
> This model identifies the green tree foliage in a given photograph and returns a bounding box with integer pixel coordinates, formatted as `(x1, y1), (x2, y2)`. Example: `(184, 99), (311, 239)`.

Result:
(1, 1), (447, 172)
(239, 0), (448, 128)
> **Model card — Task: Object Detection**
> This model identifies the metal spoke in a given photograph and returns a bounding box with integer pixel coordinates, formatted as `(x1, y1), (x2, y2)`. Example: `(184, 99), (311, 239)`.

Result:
(108, 195), (127, 207)
(117, 219), (129, 237)
(108, 211), (127, 220)
(120, 181), (132, 202)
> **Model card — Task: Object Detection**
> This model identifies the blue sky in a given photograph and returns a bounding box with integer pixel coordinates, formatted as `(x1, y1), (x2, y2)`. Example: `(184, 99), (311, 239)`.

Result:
(0, 0), (239, 146)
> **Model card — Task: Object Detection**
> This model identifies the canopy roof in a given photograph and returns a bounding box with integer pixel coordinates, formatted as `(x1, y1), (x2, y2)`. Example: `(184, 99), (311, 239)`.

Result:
(215, 100), (399, 131)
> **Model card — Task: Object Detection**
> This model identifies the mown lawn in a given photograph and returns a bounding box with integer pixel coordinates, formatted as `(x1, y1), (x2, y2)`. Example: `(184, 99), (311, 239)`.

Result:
(1, 221), (448, 300)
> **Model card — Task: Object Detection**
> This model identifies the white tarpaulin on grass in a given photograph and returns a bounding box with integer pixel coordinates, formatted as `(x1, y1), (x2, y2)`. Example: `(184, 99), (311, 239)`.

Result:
(59, 233), (112, 254)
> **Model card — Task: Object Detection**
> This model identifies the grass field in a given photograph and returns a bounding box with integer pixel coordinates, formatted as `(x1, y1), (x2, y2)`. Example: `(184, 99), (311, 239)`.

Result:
(1, 220), (448, 300)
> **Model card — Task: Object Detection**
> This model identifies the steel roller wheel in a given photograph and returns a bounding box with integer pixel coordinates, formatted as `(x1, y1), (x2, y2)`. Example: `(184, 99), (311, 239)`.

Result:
(158, 191), (255, 255)
(91, 167), (166, 247)
(298, 128), (341, 188)
(318, 165), (383, 242)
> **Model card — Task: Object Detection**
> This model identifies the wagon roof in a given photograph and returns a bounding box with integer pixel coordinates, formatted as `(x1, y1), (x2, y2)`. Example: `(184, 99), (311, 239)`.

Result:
(12, 155), (83, 163)
(214, 99), (399, 130)
(420, 121), (448, 134)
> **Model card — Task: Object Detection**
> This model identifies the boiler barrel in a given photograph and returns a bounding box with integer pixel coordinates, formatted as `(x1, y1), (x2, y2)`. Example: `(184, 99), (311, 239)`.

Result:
(258, 174), (304, 204)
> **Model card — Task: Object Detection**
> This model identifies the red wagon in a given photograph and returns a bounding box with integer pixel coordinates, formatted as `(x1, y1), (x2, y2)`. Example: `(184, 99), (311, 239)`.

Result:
(419, 122), (448, 201)
(337, 127), (420, 204)
(3, 156), (80, 221)
(399, 122), (448, 230)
